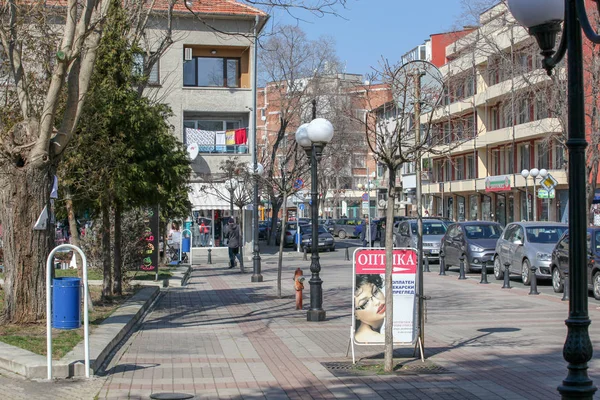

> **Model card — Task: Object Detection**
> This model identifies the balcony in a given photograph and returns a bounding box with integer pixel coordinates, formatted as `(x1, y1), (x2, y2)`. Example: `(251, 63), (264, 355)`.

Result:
(476, 118), (562, 148)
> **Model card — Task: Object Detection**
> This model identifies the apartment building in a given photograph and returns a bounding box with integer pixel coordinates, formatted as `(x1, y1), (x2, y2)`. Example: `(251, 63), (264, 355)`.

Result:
(143, 1), (268, 250)
(421, 3), (567, 225)
(256, 74), (391, 220)
(372, 30), (471, 217)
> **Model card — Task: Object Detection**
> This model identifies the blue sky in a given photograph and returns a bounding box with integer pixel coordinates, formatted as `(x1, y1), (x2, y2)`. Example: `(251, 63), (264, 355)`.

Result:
(267, 0), (466, 78)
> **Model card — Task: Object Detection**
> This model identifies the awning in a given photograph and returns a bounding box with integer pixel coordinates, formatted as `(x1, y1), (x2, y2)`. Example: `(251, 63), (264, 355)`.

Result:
(189, 182), (233, 211)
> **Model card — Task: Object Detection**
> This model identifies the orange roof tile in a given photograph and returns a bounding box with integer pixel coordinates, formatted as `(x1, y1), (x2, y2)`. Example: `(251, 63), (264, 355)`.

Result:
(154, 0), (267, 17)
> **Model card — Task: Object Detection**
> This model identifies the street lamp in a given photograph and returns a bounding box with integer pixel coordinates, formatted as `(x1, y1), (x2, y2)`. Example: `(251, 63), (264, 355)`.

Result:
(225, 178), (238, 216)
(507, 0), (597, 398)
(521, 168), (548, 221)
(521, 169), (531, 221)
(295, 118), (334, 322)
(249, 162), (264, 282)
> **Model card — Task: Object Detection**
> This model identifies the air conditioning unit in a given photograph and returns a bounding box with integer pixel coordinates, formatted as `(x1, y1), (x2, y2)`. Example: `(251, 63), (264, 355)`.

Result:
(184, 48), (192, 61)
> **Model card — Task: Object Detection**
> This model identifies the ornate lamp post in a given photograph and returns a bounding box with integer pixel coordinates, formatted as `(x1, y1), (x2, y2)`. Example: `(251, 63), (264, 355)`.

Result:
(506, 0), (597, 397)
(250, 162), (264, 282)
(295, 118), (334, 322)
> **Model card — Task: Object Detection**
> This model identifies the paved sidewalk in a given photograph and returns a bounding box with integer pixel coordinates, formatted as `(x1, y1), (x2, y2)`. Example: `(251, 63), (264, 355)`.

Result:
(94, 251), (600, 400)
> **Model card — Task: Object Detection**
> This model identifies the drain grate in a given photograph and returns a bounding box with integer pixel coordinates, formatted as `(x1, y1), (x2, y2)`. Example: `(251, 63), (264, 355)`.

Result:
(321, 361), (450, 377)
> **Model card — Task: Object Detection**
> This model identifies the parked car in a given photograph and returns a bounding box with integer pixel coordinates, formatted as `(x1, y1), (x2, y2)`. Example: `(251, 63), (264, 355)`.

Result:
(258, 221), (270, 240)
(333, 218), (363, 239)
(393, 217), (452, 233)
(441, 221), (503, 272)
(394, 219), (448, 260)
(550, 228), (600, 299)
(298, 224), (336, 252)
(493, 221), (567, 285)
(319, 218), (336, 234)
(275, 221), (309, 247)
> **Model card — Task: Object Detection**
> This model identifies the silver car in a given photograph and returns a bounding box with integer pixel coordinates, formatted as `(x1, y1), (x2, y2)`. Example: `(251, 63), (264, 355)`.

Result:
(493, 221), (567, 285)
(394, 219), (448, 260)
(275, 221), (309, 247)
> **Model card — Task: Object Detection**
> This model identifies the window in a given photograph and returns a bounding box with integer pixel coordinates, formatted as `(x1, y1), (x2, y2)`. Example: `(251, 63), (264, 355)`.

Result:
(444, 122), (451, 144)
(352, 155), (366, 168)
(554, 141), (565, 169)
(490, 106), (500, 131)
(444, 159), (452, 181)
(435, 160), (443, 182)
(535, 95), (549, 120)
(520, 144), (531, 171)
(517, 99), (529, 124)
(183, 56), (240, 88)
(537, 142), (550, 170)
(133, 52), (160, 85)
(455, 157), (464, 180)
(501, 102), (512, 128)
(465, 114), (475, 138)
(466, 154), (476, 179)
(491, 149), (500, 175)
(505, 145), (514, 174)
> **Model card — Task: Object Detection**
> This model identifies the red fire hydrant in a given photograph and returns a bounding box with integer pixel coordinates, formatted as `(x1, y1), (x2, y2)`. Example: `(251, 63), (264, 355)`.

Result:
(294, 268), (305, 310)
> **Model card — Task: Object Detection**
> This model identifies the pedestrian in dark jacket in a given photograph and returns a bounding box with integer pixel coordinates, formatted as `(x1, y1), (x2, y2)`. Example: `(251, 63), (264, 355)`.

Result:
(360, 217), (368, 247)
(226, 217), (244, 272)
(370, 220), (378, 247)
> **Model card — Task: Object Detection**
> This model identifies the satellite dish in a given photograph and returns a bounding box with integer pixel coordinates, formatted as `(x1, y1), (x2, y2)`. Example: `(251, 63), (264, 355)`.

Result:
(187, 143), (199, 161)
(378, 199), (387, 208)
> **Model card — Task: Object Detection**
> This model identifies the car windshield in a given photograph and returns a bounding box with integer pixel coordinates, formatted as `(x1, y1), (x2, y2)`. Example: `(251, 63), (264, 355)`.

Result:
(300, 225), (328, 234)
(526, 226), (567, 243)
(410, 222), (447, 235)
(464, 224), (502, 239)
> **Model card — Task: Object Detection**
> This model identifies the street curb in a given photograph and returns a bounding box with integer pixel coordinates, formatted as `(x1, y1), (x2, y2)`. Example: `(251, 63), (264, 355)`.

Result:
(0, 286), (159, 379)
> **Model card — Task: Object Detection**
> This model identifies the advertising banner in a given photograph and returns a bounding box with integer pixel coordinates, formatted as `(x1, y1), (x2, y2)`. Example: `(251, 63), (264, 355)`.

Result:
(352, 248), (418, 345)
(140, 206), (159, 272)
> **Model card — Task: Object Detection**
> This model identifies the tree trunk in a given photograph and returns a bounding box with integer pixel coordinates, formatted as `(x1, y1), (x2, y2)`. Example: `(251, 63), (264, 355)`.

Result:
(0, 165), (53, 323)
(384, 168), (396, 372)
(65, 189), (82, 277)
(113, 202), (122, 296)
(101, 199), (112, 299)
(268, 198), (282, 245)
(277, 194), (288, 298)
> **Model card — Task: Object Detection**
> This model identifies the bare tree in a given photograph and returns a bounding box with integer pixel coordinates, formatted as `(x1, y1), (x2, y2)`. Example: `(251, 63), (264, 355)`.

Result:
(258, 24), (344, 242)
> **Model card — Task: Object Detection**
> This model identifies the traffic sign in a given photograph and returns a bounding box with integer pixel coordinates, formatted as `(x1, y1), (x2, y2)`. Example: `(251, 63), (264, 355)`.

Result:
(361, 192), (369, 201)
(293, 178), (304, 190)
(538, 188), (555, 199)
(540, 174), (558, 191)
(298, 203), (305, 211)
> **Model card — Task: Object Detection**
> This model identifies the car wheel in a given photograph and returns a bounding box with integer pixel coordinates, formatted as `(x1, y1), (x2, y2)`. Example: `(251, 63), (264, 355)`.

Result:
(338, 230), (347, 239)
(593, 272), (600, 301)
(493, 256), (503, 280)
(522, 259), (532, 286)
(552, 267), (564, 293)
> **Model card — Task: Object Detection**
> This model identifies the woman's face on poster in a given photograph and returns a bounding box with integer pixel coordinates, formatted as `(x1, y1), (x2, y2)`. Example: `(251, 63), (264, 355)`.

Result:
(355, 281), (385, 326)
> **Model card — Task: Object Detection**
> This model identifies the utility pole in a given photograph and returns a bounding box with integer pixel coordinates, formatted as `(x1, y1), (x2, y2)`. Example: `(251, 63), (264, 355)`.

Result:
(413, 71), (426, 351)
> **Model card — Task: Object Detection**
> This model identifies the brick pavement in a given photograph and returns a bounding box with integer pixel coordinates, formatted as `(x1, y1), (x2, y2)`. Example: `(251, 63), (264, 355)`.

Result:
(93, 250), (600, 400)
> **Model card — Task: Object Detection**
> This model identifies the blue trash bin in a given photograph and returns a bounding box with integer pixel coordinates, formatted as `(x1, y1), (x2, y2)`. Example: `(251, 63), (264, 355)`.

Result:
(182, 237), (191, 253)
(52, 277), (81, 330)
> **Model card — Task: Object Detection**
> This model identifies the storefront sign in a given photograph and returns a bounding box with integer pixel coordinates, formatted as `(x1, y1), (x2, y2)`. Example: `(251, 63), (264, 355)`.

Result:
(140, 206), (159, 272)
(485, 175), (511, 192)
(352, 248), (417, 345)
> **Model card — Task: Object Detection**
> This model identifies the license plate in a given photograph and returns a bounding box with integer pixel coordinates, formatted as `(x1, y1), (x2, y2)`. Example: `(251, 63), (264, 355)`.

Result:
(318, 242), (325, 246)
(430, 249), (439, 255)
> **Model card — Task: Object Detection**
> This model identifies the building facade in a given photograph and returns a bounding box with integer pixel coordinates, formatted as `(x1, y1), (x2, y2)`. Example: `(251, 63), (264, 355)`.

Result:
(144, 2), (268, 251)
(421, 3), (567, 225)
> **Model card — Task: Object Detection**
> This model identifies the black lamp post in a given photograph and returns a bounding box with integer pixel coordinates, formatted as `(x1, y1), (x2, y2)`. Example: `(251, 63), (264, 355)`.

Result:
(295, 118), (334, 322)
(251, 163), (264, 282)
(507, 0), (597, 398)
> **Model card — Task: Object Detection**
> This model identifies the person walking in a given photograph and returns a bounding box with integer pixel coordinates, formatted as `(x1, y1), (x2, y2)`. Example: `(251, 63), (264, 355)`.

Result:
(360, 216), (368, 247)
(199, 220), (209, 247)
(226, 217), (244, 272)
(370, 219), (379, 247)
